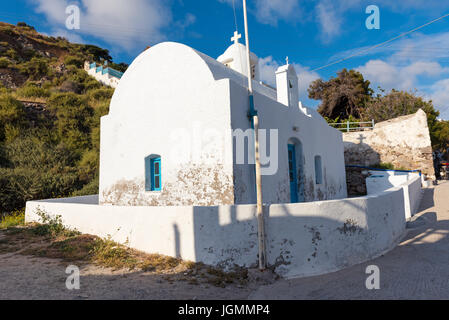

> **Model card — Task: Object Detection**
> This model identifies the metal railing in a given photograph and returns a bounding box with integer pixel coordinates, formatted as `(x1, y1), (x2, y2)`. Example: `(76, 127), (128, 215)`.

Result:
(329, 120), (375, 132)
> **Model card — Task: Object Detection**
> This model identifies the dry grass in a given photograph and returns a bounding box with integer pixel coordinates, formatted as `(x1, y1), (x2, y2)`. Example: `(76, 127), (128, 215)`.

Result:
(0, 211), (250, 287)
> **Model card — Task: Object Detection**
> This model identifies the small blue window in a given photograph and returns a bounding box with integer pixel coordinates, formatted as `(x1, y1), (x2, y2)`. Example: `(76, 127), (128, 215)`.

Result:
(314, 155), (323, 185)
(145, 156), (161, 191)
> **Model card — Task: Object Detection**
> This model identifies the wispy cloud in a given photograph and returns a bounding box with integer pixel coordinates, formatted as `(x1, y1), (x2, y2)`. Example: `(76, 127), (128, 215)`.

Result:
(29, 0), (194, 51)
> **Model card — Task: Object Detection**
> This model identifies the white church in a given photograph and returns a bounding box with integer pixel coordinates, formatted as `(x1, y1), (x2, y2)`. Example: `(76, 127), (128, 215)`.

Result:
(99, 33), (348, 207)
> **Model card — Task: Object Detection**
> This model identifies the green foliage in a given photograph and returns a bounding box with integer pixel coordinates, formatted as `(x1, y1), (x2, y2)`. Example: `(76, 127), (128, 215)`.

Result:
(0, 57), (9, 68)
(64, 55), (83, 68)
(48, 93), (94, 155)
(16, 83), (50, 99)
(0, 208), (25, 229)
(309, 69), (373, 119)
(0, 137), (81, 212)
(0, 23), (120, 212)
(18, 57), (49, 80)
(16, 22), (35, 30)
(32, 208), (79, 238)
(109, 62), (128, 73)
(79, 44), (112, 62)
(0, 94), (27, 142)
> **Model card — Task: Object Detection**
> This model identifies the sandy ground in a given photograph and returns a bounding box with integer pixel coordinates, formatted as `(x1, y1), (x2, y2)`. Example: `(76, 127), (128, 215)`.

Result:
(0, 250), (272, 300)
(1, 181), (448, 300)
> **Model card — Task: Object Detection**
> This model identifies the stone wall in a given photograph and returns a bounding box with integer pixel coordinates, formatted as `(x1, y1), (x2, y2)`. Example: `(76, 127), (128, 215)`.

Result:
(343, 109), (434, 180)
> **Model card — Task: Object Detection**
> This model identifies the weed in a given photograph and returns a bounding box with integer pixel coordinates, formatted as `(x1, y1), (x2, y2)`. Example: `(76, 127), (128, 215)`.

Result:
(0, 208), (25, 229)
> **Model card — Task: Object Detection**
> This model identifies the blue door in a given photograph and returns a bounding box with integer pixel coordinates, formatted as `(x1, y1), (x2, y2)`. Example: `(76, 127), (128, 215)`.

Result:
(288, 144), (298, 203)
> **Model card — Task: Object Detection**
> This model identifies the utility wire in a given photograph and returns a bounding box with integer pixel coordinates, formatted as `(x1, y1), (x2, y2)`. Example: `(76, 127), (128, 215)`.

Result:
(311, 12), (449, 72)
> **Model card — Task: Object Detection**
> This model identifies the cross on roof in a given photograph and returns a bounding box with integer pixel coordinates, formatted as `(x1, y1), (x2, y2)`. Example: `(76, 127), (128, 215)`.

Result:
(286, 56), (289, 65)
(231, 31), (242, 45)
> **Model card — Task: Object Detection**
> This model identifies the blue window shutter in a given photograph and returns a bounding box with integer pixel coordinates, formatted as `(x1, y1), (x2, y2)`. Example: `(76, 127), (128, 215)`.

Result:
(145, 156), (162, 191)
(150, 157), (161, 191)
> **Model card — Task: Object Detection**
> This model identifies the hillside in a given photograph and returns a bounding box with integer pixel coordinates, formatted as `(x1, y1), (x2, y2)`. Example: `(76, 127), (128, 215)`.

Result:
(0, 22), (128, 213)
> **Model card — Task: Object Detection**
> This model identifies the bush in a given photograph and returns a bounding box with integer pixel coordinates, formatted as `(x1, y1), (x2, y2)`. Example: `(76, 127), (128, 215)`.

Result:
(48, 93), (94, 155)
(0, 209), (25, 229)
(0, 137), (81, 212)
(0, 94), (26, 142)
(0, 57), (9, 68)
(18, 57), (49, 80)
(64, 55), (83, 68)
(88, 87), (114, 102)
(16, 84), (51, 98)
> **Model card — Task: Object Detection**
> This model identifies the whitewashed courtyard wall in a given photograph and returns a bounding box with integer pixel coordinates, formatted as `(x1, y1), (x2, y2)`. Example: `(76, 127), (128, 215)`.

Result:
(26, 176), (420, 279)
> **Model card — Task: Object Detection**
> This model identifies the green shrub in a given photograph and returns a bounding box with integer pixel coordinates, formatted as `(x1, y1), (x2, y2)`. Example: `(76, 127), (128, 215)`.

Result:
(0, 57), (9, 68)
(0, 94), (26, 142)
(32, 208), (79, 238)
(0, 137), (82, 212)
(64, 55), (83, 68)
(16, 84), (51, 98)
(48, 93), (94, 155)
(88, 87), (114, 102)
(18, 57), (49, 80)
(0, 209), (25, 229)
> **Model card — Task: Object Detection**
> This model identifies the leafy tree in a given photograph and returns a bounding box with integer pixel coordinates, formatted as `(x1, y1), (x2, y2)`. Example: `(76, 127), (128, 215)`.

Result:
(79, 44), (112, 62)
(308, 69), (373, 119)
(109, 62), (128, 73)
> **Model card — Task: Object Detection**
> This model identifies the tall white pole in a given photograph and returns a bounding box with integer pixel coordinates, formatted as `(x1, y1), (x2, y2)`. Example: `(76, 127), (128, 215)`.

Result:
(243, 0), (253, 94)
(243, 0), (266, 270)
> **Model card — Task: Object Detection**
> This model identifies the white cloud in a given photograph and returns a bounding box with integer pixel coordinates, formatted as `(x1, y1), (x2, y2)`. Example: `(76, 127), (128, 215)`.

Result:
(253, 0), (301, 26)
(29, 0), (191, 51)
(357, 59), (449, 91)
(217, 0), (301, 26)
(259, 56), (320, 100)
(428, 79), (449, 120)
(315, 0), (343, 43)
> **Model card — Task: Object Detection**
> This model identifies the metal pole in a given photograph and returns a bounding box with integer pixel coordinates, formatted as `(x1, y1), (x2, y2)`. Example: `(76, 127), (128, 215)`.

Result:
(243, 0), (266, 270)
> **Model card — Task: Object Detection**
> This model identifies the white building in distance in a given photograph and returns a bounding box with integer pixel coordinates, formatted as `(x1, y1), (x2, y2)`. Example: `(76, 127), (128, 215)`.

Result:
(84, 61), (123, 88)
(99, 35), (348, 206)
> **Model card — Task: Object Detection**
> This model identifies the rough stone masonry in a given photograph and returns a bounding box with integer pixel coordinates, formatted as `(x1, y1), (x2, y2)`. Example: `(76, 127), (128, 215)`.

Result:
(343, 109), (434, 195)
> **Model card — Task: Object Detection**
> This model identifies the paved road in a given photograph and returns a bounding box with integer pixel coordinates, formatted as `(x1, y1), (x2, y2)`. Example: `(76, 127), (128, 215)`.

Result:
(249, 181), (449, 300)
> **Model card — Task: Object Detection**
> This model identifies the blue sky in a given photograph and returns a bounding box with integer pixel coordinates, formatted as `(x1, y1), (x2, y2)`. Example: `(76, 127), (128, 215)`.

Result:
(2, 0), (449, 119)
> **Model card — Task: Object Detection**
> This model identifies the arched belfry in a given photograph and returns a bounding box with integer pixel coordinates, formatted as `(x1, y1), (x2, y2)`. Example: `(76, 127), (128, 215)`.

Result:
(275, 62), (299, 108)
(217, 31), (260, 81)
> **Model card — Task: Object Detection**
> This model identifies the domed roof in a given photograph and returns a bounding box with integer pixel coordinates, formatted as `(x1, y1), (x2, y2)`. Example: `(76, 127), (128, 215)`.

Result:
(108, 42), (275, 116)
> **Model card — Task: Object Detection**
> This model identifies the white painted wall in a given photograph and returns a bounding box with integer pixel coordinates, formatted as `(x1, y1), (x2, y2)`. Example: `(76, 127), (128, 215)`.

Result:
(25, 175), (421, 278)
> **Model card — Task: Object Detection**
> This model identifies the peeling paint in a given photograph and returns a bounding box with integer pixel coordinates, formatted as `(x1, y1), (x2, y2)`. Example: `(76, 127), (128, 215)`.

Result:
(101, 163), (234, 206)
